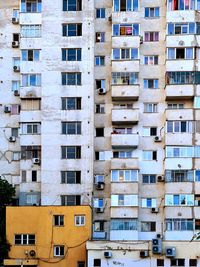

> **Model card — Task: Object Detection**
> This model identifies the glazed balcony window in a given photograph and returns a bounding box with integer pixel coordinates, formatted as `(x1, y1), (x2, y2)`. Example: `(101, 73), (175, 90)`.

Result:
(166, 72), (200, 85)
(165, 194), (194, 206)
(167, 22), (200, 35)
(112, 72), (138, 85)
(111, 219), (138, 230)
(165, 170), (194, 182)
(165, 219), (193, 231)
(113, 24), (139, 36)
(112, 48), (139, 60)
(21, 0), (42, 12)
(113, 0), (139, 12)
(167, 47), (194, 59)
(167, 0), (200, 10)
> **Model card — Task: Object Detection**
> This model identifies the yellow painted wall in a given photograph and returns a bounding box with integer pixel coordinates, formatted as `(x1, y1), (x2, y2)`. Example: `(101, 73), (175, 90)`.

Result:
(5, 206), (92, 267)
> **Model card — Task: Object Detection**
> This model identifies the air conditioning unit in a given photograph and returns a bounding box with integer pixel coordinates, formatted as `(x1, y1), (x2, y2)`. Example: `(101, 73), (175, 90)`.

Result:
(12, 17), (19, 24)
(9, 136), (16, 142)
(104, 251), (112, 258)
(157, 175), (165, 182)
(151, 207), (159, 213)
(13, 65), (20, 72)
(4, 106), (11, 113)
(140, 250), (149, 258)
(179, 40), (185, 46)
(140, 36), (143, 44)
(154, 136), (162, 142)
(29, 250), (36, 257)
(96, 182), (105, 190)
(12, 41), (19, 48)
(165, 247), (176, 258)
(96, 207), (104, 213)
(33, 158), (40, 164)
(98, 88), (106, 95)
(108, 15), (112, 22)
(152, 238), (162, 254)
(14, 90), (20, 96)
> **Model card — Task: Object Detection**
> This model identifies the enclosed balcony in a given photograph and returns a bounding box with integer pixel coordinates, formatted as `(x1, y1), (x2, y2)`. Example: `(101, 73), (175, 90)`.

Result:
(111, 157), (139, 169)
(165, 85), (194, 100)
(111, 85), (139, 100)
(111, 133), (139, 148)
(165, 133), (193, 146)
(166, 109), (193, 121)
(112, 108), (139, 124)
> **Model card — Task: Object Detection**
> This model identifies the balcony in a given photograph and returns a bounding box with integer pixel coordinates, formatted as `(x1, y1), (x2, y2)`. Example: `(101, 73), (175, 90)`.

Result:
(20, 110), (41, 122)
(111, 183), (138, 195)
(111, 133), (139, 148)
(111, 158), (139, 170)
(166, 60), (194, 72)
(110, 230), (138, 241)
(165, 158), (193, 170)
(166, 35), (196, 47)
(166, 10), (200, 23)
(166, 109), (193, 121)
(165, 133), (193, 146)
(112, 60), (139, 72)
(20, 135), (41, 146)
(165, 182), (193, 194)
(111, 85), (139, 100)
(112, 36), (140, 48)
(20, 13), (42, 24)
(111, 207), (138, 218)
(112, 108), (139, 124)
(165, 85), (194, 100)
(20, 87), (41, 98)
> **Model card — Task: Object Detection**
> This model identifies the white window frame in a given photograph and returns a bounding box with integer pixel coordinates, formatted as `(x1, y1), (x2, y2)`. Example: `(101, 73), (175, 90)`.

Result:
(54, 245), (65, 257)
(21, 25), (42, 38)
(111, 170), (138, 182)
(75, 215), (85, 226)
(111, 194), (138, 206)
(141, 198), (157, 208)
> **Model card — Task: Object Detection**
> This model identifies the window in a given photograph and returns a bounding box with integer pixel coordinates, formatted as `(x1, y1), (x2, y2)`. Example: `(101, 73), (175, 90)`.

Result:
(75, 215), (85, 226)
(94, 175), (105, 184)
(32, 171), (37, 182)
(22, 74), (41, 87)
(143, 151), (157, 160)
(21, 50), (40, 61)
(14, 234), (35, 245)
(166, 121), (193, 133)
(62, 122), (81, 134)
(113, 127), (132, 134)
(21, 99), (41, 110)
(96, 8), (105, 18)
(11, 104), (20, 115)
(94, 259), (101, 267)
(12, 152), (21, 161)
(166, 72), (200, 85)
(165, 170), (194, 182)
(12, 81), (20, 91)
(21, 123), (41, 134)
(61, 171), (81, 184)
(21, 25), (41, 38)
(13, 33), (19, 42)
(94, 221), (105, 232)
(142, 174), (156, 183)
(194, 97), (200, 108)
(96, 128), (104, 137)
(196, 170), (200, 181)
(22, 171), (26, 182)
(167, 103), (184, 109)
(145, 7), (159, 18)
(144, 55), (158, 65)
(113, 0), (139, 11)
(63, 24), (82, 36)
(21, 0), (42, 12)
(143, 79), (159, 89)
(167, 48), (194, 60)
(144, 103), (157, 113)
(111, 170), (138, 182)
(61, 195), (81, 206)
(195, 219), (200, 230)
(96, 32), (105, 42)
(21, 146), (41, 159)
(96, 104), (105, 114)
(77, 262), (85, 267)
(112, 48), (139, 60)
(93, 198), (104, 208)
(166, 219), (193, 231)
(165, 194), (194, 206)
(141, 221), (156, 231)
(167, 0), (198, 10)
(62, 73), (81, 85)
(26, 194), (39, 205)
(113, 24), (139, 36)
(63, 0), (82, 11)
(157, 259), (164, 267)
(165, 146), (194, 158)
(54, 215), (64, 226)
(142, 127), (157, 136)
(61, 146), (81, 159)
(111, 195), (138, 206)
(13, 9), (19, 18)
(95, 151), (105, 161)
(144, 32), (159, 42)
(54, 245), (64, 257)
(96, 79), (105, 89)
(111, 219), (138, 230)
(11, 128), (19, 137)
(62, 48), (81, 61)
(141, 198), (157, 208)
(113, 151), (133, 158)
(61, 97), (81, 110)
(167, 22), (200, 35)
(13, 57), (20, 68)
(170, 259), (185, 266)
(95, 56), (105, 66)
(189, 259), (197, 267)
(112, 72), (138, 85)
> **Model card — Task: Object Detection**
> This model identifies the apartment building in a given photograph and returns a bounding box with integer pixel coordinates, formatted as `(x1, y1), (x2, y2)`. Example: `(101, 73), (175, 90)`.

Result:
(1, 0), (200, 266)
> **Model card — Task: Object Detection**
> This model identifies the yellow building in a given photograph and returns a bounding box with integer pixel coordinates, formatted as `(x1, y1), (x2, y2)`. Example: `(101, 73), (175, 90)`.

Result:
(4, 206), (92, 267)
